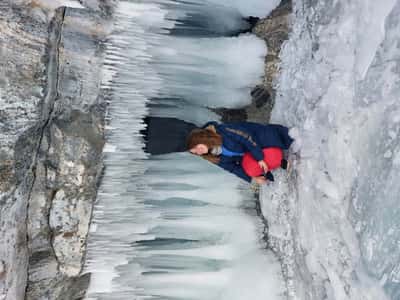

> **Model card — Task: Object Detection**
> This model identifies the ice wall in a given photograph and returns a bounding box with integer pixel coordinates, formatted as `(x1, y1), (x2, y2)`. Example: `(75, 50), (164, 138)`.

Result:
(261, 0), (400, 299)
(84, 1), (284, 299)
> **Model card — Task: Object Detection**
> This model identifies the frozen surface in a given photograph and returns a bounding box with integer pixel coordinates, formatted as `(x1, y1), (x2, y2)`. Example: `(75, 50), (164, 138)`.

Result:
(261, 0), (400, 299)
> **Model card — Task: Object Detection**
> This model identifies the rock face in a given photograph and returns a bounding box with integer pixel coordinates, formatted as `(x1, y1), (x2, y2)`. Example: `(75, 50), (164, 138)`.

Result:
(253, 0), (292, 99)
(250, 0), (292, 123)
(0, 1), (113, 299)
(214, 0), (292, 124)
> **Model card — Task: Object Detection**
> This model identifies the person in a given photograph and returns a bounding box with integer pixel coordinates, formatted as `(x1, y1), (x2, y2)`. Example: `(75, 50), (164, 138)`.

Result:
(186, 121), (293, 184)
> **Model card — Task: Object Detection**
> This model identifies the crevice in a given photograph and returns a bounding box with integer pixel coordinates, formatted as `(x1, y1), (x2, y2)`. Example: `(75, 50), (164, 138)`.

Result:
(23, 6), (66, 299)
(47, 188), (62, 268)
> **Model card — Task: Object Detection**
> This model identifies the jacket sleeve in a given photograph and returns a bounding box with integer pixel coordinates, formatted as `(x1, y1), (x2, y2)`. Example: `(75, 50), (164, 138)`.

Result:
(223, 127), (264, 161)
(218, 159), (252, 183)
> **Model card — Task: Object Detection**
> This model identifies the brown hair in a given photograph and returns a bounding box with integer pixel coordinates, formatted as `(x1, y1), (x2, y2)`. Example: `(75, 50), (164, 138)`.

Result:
(186, 128), (222, 164)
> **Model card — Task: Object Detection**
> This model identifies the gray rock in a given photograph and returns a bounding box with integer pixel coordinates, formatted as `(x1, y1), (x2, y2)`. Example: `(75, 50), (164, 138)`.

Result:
(0, 1), (113, 299)
(253, 0), (292, 93)
(212, 0), (292, 124)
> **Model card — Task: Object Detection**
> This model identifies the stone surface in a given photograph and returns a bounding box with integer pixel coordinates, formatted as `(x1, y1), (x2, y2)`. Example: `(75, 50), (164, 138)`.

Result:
(253, 0), (292, 96)
(213, 0), (292, 124)
(250, 0), (292, 123)
(0, 1), (113, 299)
(0, 3), (49, 299)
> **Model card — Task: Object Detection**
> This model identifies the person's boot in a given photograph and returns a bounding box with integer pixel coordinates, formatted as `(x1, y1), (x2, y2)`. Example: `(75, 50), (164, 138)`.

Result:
(264, 171), (275, 182)
(281, 159), (288, 170)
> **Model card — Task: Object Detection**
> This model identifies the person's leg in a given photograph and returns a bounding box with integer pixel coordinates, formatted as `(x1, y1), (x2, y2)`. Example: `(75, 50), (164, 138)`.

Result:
(263, 148), (283, 170)
(264, 171), (275, 181)
(280, 159), (288, 170)
(242, 148), (283, 177)
(273, 124), (294, 149)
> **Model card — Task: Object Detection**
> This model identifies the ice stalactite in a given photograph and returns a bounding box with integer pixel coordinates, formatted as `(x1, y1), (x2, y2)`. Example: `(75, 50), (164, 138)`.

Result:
(155, 0), (280, 37)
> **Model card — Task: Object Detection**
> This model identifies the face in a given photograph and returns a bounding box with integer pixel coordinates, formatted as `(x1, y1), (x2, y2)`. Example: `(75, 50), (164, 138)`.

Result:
(190, 144), (208, 155)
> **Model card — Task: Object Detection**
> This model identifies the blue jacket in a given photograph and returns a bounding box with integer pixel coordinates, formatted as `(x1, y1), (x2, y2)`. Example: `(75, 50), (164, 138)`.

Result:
(203, 121), (293, 182)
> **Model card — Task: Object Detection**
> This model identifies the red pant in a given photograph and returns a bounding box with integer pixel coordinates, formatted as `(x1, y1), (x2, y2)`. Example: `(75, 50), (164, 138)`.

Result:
(242, 148), (283, 177)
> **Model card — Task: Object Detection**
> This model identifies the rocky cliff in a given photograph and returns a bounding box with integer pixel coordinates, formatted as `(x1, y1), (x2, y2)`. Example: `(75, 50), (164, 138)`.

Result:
(0, 1), (113, 299)
(214, 0), (292, 124)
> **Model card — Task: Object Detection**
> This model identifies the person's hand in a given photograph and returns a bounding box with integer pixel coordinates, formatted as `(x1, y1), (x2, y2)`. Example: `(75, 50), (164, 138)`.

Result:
(258, 160), (268, 173)
(253, 176), (267, 185)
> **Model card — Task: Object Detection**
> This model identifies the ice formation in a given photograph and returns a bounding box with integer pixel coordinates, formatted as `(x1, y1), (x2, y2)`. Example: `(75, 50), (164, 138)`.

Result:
(84, 1), (283, 299)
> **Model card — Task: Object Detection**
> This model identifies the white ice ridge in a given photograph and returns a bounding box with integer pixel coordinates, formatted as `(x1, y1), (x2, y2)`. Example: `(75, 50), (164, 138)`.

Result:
(264, 0), (400, 299)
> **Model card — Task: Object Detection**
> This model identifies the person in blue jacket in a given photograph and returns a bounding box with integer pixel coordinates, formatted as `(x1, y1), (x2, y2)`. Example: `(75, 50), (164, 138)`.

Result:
(186, 121), (293, 184)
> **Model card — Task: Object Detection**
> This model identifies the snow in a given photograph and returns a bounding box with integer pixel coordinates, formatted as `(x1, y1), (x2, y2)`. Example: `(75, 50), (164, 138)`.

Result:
(262, 0), (400, 299)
